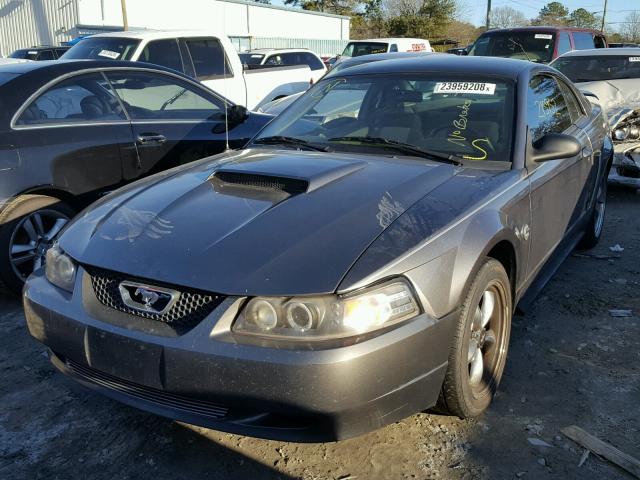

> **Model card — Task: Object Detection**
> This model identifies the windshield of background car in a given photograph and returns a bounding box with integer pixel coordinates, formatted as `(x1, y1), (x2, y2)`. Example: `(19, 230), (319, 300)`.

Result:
(61, 37), (141, 61)
(469, 32), (555, 63)
(239, 53), (265, 65)
(251, 74), (515, 163)
(552, 55), (640, 82)
(342, 42), (388, 57)
(9, 49), (37, 60)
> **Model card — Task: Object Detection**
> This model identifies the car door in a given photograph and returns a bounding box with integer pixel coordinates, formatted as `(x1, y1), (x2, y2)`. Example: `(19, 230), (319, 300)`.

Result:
(105, 70), (231, 181)
(12, 72), (134, 199)
(526, 73), (593, 277)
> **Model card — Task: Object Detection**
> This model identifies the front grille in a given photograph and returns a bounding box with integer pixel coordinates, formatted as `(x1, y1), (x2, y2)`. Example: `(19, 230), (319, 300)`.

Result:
(64, 357), (228, 420)
(85, 266), (225, 329)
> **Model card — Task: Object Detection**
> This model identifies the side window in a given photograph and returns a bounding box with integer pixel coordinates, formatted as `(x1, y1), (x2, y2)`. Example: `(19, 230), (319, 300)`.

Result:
(280, 53), (300, 66)
(558, 32), (572, 55)
(265, 55), (283, 66)
(303, 53), (325, 70)
(38, 50), (55, 60)
(140, 39), (183, 73)
(55, 49), (68, 58)
(572, 32), (595, 50)
(389, 44), (398, 52)
(183, 38), (231, 79)
(527, 75), (572, 142)
(557, 80), (583, 122)
(106, 72), (223, 121)
(594, 35), (606, 48)
(16, 73), (125, 126)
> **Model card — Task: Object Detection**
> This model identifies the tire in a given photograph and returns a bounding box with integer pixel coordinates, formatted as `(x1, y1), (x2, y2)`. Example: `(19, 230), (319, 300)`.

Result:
(579, 173), (607, 250)
(437, 258), (512, 418)
(0, 195), (74, 295)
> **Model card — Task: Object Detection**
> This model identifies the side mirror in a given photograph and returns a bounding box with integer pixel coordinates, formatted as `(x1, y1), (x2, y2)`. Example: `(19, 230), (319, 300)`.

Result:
(228, 104), (249, 125)
(531, 133), (581, 163)
(460, 50), (468, 56)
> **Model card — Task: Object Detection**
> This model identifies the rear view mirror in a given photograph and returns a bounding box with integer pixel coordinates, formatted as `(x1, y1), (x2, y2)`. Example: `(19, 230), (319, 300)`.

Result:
(531, 133), (581, 163)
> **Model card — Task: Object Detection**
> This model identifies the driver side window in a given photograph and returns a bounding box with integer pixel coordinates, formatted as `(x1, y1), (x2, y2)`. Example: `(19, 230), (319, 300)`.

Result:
(16, 73), (126, 126)
(527, 75), (572, 143)
(105, 72), (223, 120)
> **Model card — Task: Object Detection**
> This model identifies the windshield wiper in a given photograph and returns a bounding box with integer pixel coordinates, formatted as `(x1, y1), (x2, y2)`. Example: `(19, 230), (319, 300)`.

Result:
(328, 136), (463, 165)
(253, 136), (332, 152)
(508, 38), (532, 62)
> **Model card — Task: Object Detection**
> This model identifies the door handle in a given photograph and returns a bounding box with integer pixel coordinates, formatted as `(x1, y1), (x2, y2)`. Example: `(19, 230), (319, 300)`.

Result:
(137, 134), (166, 145)
(582, 146), (593, 158)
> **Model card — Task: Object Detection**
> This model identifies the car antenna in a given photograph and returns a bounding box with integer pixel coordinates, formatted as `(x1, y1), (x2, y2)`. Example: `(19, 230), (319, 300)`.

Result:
(223, 5), (231, 152)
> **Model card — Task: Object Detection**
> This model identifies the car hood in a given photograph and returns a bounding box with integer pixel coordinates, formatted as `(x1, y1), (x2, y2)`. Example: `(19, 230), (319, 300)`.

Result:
(576, 79), (640, 124)
(61, 149), (464, 296)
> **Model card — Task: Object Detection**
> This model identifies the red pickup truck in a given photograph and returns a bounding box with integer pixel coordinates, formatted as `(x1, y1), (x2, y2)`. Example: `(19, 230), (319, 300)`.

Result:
(468, 26), (607, 64)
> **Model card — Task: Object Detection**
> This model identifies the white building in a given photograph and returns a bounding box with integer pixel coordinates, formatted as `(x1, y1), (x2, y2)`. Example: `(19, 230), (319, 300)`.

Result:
(0, 0), (350, 57)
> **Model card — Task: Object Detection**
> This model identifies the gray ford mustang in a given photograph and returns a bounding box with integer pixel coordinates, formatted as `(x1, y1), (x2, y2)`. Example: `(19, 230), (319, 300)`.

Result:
(24, 56), (612, 442)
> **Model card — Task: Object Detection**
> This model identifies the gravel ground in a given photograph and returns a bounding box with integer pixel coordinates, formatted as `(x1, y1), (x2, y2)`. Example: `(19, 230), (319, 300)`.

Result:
(1, 186), (639, 480)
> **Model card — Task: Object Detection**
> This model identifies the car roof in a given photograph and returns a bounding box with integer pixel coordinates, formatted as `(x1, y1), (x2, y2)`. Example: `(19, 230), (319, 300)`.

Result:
(347, 38), (428, 43)
(243, 48), (312, 53)
(88, 29), (224, 40)
(483, 26), (602, 34)
(338, 51), (438, 65)
(558, 48), (640, 57)
(0, 59), (188, 77)
(334, 55), (542, 79)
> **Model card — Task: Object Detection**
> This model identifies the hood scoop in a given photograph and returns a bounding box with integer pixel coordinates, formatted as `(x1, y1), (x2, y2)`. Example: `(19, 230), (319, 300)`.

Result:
(213, 171), (308, 195)
(209, 158), (367, 200)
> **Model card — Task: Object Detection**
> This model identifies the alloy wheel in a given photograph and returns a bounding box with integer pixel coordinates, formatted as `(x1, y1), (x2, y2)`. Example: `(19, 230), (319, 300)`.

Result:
(9, 210), (69, 280)
(593, 179), (607, 238)
(467, 284), (508, 396)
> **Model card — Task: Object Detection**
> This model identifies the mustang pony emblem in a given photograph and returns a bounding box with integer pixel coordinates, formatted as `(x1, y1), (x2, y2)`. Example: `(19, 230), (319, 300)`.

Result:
(135, 287), (160, 307)
(118, 281), (179, 315)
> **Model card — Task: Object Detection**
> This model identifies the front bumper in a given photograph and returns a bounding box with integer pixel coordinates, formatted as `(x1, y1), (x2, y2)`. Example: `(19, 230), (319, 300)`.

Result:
(24, 269), (457, 442)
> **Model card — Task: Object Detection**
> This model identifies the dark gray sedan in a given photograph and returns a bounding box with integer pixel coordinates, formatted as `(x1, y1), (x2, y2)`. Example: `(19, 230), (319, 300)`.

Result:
(24, 56), (612, 442)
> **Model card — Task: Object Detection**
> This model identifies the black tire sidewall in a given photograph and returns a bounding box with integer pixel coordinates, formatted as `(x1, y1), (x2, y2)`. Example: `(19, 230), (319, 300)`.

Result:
(443, 259), (513, 418)
(0, 195), (74, 294)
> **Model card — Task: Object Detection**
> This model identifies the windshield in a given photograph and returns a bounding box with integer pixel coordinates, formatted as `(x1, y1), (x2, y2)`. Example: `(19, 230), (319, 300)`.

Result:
(9, 49), (37, 60)
(61, 37), (141, 61)
(251, 74), (515, 163)
(469, 32), (556, 63)
(552, 55), (640, 82)
(239, 53), (265, 65)
(341, 42), (388, 58)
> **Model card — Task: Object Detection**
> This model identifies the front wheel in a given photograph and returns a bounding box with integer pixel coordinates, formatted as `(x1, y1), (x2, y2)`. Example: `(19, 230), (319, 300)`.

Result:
(0, 195), (74, 294)
(579, 173), (607, 250)
(438, 258), (512, 418)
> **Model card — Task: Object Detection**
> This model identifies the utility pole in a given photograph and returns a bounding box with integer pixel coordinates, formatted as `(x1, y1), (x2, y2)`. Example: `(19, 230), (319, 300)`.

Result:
(601, 0), (608, 31)
(121, 0), (129, 31)
(486, 0), (492, 30)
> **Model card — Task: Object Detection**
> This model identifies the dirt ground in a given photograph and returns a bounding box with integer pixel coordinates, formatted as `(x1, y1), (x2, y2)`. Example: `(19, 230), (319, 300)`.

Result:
(1, 186), (639, 480)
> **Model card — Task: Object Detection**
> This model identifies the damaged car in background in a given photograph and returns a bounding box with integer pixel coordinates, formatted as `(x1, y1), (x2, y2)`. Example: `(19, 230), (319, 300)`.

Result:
(552, 48), (640, 187)
(24, 56), (611, 442)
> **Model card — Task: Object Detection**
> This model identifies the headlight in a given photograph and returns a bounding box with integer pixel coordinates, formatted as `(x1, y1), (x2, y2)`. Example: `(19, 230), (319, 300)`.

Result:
(45, 245), (76, 292)
(613, 128), (629, 141)
(233, 280), (420, 341)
